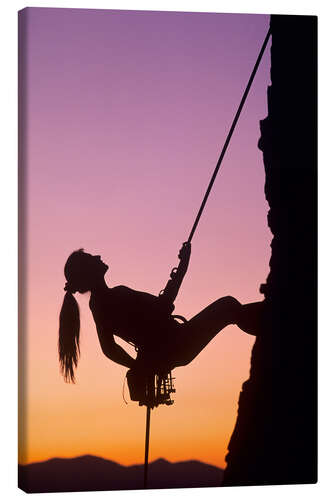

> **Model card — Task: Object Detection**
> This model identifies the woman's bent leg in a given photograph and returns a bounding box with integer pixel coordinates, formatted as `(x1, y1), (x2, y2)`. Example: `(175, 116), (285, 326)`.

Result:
(172, 297), (263, 368)
(236, 302), (264, 336)
(172, 296), (241, 367)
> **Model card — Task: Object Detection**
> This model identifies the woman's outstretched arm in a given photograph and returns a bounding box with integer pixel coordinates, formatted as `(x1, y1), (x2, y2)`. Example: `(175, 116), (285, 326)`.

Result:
(103, 342), (136, 369)
(160, 242), (191, 305)
(96, 326), (135, 369)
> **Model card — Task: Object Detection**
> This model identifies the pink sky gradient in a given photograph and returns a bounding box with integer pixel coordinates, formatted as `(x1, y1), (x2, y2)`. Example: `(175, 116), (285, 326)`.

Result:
(20, 7), (271, 468)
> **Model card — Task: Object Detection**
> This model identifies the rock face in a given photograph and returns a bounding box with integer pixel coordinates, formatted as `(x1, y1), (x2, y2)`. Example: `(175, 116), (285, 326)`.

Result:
(223, 15), (317, 486)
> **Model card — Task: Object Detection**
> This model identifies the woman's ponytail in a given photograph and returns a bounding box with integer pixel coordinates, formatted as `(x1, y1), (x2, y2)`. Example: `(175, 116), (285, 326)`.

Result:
(58, 291), (80, 383)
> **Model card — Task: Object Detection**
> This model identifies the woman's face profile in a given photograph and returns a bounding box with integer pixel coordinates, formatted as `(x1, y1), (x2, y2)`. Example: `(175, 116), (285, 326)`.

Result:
(85, 253), (109, 275)
(65, 250), (109, 292)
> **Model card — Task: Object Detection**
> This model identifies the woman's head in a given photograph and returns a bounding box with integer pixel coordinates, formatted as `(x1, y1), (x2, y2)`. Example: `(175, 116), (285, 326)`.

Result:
(64, 249), (108, 294)
(59, 249), (108, 383)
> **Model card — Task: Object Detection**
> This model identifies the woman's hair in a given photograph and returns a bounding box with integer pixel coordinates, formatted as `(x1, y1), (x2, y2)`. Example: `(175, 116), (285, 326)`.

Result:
(58, 291), (80, 383)
(58, 249), (86, 383)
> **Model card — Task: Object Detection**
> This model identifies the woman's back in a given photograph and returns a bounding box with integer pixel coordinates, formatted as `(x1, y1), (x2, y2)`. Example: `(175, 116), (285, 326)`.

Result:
(89, 286), (177, 349)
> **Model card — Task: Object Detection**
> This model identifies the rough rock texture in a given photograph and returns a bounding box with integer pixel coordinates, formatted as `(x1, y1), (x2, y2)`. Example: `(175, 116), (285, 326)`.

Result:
(223, 15), (317, 486)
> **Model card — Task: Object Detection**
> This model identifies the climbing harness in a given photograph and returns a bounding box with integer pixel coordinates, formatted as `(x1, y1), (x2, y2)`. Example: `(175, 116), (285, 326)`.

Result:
(127, 26), (271, 488)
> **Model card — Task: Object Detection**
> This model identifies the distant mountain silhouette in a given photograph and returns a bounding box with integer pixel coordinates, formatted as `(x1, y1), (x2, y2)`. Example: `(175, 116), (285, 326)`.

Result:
(19, 455), (224, 493)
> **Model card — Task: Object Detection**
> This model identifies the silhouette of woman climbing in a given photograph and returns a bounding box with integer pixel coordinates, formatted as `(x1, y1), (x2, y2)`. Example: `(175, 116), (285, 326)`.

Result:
(58, 244), (263, 384)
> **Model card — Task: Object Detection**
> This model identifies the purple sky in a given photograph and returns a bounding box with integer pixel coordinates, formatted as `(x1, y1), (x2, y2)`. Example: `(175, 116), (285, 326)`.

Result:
(21, 8), (272, 467)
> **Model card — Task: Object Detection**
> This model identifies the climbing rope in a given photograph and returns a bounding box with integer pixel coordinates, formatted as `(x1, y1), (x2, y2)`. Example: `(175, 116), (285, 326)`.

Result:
(143, 407), (151, 489)
(188, 26), (271, 243)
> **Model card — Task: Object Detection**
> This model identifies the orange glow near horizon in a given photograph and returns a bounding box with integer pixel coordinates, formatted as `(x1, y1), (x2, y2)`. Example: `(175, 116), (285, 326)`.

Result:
(20, 315), (256, 468)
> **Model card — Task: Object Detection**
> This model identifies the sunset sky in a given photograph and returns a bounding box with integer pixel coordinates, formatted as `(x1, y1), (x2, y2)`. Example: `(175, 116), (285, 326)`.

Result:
(19, 7), (271, 469)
